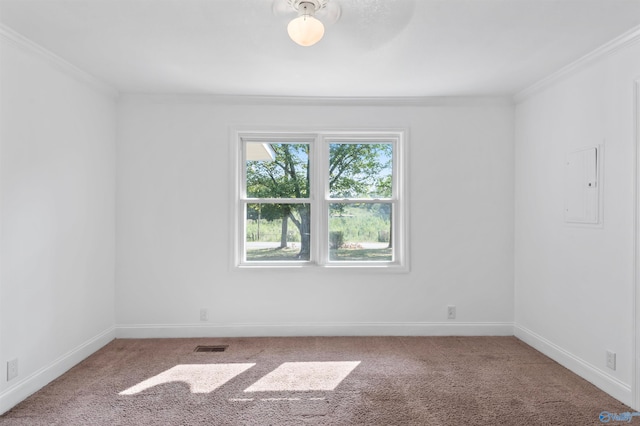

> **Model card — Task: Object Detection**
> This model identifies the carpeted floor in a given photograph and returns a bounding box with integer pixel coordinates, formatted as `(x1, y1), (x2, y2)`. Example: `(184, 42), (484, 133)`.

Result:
(0, 336), (632, 425)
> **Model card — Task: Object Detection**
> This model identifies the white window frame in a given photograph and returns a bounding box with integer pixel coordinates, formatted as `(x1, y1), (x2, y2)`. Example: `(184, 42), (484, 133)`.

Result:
(232, 129), (409, 272)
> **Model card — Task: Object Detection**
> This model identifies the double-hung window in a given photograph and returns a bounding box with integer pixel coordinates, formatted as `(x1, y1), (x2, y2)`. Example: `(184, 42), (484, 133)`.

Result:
(234, 130), (407, 270)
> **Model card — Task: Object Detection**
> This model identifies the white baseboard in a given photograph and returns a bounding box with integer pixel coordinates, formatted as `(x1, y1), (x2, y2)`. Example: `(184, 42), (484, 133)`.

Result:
(514, 324), (632, 406)
(115, 321), (514, 338)
(0, 326), (115, 415)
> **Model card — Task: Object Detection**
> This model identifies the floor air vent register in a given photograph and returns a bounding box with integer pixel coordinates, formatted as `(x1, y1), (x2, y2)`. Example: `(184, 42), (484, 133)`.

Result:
(194, 345), (228, 353)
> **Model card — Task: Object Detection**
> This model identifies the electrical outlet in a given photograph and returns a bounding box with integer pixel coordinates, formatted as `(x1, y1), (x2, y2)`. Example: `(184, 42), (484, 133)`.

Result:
(7, 359), (18, 381)
(200, 309), (208, 322)
(447, 305), (456, 320)
(606, 351), (616, 370)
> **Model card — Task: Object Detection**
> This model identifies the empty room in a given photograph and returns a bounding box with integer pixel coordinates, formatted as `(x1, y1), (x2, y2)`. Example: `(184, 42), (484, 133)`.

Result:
(1, 0), (640, 424)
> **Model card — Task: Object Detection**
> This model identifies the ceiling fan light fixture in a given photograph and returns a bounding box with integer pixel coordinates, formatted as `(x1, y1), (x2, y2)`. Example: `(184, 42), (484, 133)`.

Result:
(287, 1), (326, 46)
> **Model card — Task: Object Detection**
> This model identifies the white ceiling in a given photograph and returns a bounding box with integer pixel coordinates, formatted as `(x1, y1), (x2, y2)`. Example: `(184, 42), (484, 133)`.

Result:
(1, 0), (640, 97)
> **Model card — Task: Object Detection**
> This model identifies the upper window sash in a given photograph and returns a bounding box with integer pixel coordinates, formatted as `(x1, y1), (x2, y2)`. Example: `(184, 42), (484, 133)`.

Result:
(241, 137), (315, 200)
(322, 136), (399, 202)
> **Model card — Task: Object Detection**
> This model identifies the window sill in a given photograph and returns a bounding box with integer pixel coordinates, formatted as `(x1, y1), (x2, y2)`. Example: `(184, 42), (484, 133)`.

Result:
(234, 262), (410, 274)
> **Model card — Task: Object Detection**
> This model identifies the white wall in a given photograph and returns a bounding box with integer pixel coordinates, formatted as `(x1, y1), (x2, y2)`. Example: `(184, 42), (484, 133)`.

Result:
(514, 40), (640, 406)
(0, 34), (116, 412)
(115, 96), (515, 337)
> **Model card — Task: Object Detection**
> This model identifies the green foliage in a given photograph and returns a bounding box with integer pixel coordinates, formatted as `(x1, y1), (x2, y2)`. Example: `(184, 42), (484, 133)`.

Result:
(329, 143), (392, 198)
(329, 204), (390, 243)
(246, 215), (301, 242)
(247, 204), (390, 244)
(377, 230), (390, 243)
(329, 231), (344, 249)
(246, 143), (309, 198)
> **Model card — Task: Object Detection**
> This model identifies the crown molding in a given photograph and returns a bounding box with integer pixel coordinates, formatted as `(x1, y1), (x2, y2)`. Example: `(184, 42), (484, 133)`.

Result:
(119, 92), (513, 107)
(0, 24), (119, 99)
(514, 24), (640, 103)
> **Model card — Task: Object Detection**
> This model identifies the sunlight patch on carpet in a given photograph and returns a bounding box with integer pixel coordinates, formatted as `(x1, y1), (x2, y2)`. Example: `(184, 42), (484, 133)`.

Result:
(119, 363), (255, 395)
(244, 361), (360, 392)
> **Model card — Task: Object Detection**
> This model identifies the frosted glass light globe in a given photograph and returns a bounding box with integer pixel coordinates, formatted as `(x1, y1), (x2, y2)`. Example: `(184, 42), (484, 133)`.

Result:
(287, 15), (325, 47)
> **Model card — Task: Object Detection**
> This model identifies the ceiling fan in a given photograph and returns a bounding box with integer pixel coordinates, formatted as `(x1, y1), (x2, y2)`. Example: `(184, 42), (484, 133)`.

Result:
(273, 0), (341, 46)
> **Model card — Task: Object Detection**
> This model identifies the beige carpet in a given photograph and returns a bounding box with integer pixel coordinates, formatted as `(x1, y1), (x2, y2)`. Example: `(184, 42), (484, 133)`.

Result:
(0, 336), (632, 425)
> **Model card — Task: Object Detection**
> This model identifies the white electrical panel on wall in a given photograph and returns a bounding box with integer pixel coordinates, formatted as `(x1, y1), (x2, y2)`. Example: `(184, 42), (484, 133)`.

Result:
(565, 146), (599, 224)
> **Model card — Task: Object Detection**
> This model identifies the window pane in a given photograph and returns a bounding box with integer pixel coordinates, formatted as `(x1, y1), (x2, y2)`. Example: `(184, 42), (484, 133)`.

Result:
(329, 203), (392, 262)
(329, 143), (392, 199)
(246, 203), (311, 261)
(246, 143), (310, 198)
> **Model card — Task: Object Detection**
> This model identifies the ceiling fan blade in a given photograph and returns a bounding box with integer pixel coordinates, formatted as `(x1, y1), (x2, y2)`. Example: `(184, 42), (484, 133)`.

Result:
(317, 1), (341, 25)
(272, 0), (293, 17)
